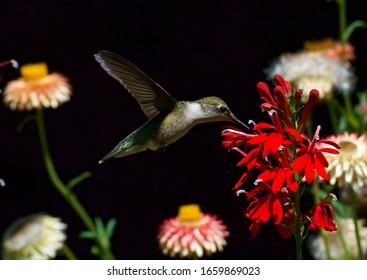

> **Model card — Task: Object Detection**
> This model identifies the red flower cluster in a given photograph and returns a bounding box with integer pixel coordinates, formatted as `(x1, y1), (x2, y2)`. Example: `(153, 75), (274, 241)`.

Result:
(222, 75), (339, 238)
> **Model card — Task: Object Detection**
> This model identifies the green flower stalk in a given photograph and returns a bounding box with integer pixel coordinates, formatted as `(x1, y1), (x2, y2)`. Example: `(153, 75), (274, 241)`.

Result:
(3, 62), (115, 259)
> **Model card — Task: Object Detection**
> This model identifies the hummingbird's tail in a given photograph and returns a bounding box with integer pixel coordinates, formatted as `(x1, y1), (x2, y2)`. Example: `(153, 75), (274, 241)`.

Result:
(98, 140), (147, 164)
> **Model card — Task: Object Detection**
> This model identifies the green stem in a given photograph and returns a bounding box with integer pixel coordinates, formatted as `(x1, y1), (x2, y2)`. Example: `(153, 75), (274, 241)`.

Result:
(35, 109), (114, 260)
(61, 244), (78, 260)
(334, 216), (351, 259)
(326, 99), (340, 133)
(343, 94), (361, 131)
(349, 186), (364, 259)
(337, 0), (347, 44)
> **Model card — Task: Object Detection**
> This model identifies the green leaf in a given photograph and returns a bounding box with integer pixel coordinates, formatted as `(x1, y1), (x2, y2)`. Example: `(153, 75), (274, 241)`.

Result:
(94, 217), (104, 233)
(79, 230), (95, 239)
(16, 114), (36, 133)
(67, 171), (93, 190)
(106, 218), (117, 239)
(343, 20), (367, 42)
(94, 217), (109, 243)
(91, 245), (100, 256)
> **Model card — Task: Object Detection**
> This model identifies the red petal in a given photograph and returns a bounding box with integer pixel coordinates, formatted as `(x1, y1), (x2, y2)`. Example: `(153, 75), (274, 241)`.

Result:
(271, 196), (283, 225)
(293, 154), (308, 172)
(276, 224), (293, 239)
(247, 134), (267, 145)
(245, 194), (271, 223)
(253, 123), (276, 130)
(319, 140), (341, 149)
(249, 220), (263, 238)
(283, 127), (303, 142)
(318, 147), (339, 154)
(272, 169), (285, 192)
(315, 157), (329, 181)
(285, 169), (298, 192)
(258, 169), (276, 182)
(274, 74), (292, 92)
(305, 158), (315, 183)
(257, 82), (276, 106)
(233, 170), (250, 190)
(315, 151), (329, 167)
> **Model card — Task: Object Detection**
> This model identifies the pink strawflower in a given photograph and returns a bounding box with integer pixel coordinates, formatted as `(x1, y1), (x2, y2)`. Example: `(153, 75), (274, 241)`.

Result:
(157, 204), (229, 258)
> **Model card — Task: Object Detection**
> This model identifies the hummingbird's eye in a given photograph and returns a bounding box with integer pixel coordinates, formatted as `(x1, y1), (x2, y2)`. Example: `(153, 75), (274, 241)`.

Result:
(219, 106), (228, 113)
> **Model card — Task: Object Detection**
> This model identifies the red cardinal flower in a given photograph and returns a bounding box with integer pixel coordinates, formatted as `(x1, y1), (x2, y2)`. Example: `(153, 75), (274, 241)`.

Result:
(293, 126), (340, 183)
(307, 194), (337, 232)
(221, 128), (255, 150)
(276, 209), (296, 239)
(244, 180), (286, 226)
(258, 166), (298, 192)
(222, 75), (339, 241)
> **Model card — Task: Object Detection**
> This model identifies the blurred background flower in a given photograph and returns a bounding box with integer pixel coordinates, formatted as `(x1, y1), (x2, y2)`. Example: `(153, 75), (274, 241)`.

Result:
(157, 204), (229, 259)
(265, 40), (355, 103)
(2, 213), (67, 260)
(307, 218), (367, 259)
(3, 62), (71, 111)
(321, 133), (367, 189)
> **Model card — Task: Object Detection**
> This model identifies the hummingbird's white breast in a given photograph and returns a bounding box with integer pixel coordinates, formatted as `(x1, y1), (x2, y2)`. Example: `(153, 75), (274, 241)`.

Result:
(183, 102), (204, 123)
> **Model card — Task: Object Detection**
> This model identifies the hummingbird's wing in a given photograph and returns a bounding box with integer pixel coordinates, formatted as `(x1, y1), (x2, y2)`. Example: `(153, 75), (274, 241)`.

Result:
(95, 51), (176, 120)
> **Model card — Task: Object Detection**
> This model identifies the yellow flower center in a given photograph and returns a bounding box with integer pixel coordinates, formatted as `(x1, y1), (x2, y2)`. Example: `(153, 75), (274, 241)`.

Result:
(339, 140), (358, 156)
(178, 204), (203, 222)
(304, 38), (334, 52)
(20, 63), (49, 81)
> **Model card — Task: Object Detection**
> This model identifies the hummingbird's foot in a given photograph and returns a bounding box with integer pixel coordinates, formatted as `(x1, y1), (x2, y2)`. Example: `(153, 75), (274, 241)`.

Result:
(159, 144), (167, 153)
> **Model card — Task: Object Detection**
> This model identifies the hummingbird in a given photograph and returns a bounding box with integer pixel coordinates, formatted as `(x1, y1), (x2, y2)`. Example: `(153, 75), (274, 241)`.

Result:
(95, 51), (249, 163)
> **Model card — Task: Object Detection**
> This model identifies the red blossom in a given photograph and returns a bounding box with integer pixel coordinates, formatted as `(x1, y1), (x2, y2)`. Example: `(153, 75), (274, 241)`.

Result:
(248, 219), (263, 238)
(274, 74), (291, 92)
(297, 89), (319, 133)
(221, 128), (255, 150)
(275, 209), (295, 239)
(258, 166), (298, 192)
(221, 75), (339, 239)
(293, 126), (339, 183)
(244, 181), (285, 226)
(307, 194), (337, 232)
(257, 82), (278, 111)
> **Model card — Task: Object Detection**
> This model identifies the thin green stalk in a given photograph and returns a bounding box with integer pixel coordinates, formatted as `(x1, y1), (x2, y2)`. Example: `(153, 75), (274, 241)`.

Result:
(334, 216), (351, 259)
(349, 186), (364, 259)
(61, 244), (78, 260)
(35, 109), (114, 260)
(326, 99), (340, 133)
(337, 0), (347, 44)
(343, 94), (361, 131)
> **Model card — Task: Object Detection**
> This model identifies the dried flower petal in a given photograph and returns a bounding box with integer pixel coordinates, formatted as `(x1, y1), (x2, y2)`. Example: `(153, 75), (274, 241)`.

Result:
(2, 213), (67, 260)
(3, 63), (72, 111)
(157, 205), (229, 258)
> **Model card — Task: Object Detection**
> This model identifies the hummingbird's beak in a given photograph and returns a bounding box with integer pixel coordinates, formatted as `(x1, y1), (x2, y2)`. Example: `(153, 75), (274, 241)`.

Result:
(228, 114), (251, 130)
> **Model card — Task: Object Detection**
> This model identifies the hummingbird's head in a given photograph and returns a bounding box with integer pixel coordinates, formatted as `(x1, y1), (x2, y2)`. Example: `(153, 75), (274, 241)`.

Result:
(196, 96), (250, 130)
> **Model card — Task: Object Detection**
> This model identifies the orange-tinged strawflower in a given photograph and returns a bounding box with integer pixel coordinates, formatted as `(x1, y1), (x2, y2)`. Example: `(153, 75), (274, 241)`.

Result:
(157, 204), (229, 258)
(266, 38), (355, 103)
(3, 62), (72, 111)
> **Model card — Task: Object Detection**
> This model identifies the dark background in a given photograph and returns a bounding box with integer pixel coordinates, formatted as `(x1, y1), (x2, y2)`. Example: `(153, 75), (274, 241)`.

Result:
(0, 0), (366, 259)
